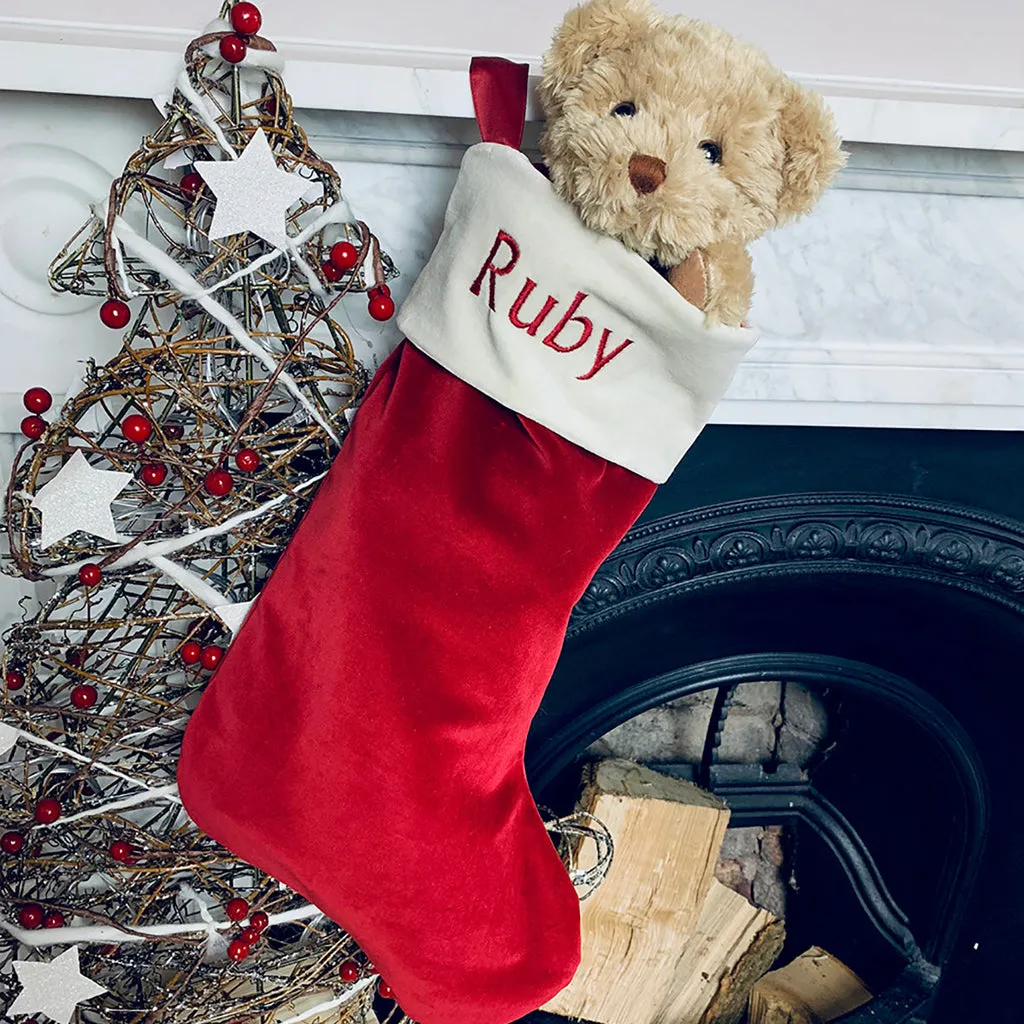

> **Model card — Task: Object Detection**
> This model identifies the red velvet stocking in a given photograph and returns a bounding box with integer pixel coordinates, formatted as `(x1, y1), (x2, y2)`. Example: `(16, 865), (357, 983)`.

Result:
(178, 340), (655, 1022)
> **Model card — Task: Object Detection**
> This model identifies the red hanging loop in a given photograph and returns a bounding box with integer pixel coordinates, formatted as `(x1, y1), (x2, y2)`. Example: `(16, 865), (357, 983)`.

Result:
(469, 56), (529, 150)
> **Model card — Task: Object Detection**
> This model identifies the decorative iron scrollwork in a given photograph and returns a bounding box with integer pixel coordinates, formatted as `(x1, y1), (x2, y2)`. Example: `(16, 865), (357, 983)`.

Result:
(859, 523), (911, 562)
(571, 493), (1024, 634)
(635, 548), (692, 587)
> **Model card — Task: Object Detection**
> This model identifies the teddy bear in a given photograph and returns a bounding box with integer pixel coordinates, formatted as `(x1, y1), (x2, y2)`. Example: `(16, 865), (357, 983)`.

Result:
(539, 0), (846, 325)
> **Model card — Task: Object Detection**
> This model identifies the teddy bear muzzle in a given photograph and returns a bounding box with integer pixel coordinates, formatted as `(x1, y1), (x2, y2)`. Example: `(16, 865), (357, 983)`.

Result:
(628, 153), (667, 194)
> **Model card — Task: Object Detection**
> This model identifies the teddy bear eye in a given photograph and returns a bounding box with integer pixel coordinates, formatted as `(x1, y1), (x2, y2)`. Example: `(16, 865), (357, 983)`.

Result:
(612, 101), (637, 117)
(700, 140), (723, 164)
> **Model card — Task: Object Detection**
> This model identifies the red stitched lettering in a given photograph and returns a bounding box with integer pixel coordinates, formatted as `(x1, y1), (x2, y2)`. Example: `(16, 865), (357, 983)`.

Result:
(468, 236), (636, 380)
(508, 279), (558, 335)
(577, 329), (634, 380)
(542, 291), (592, 353)
(470, 230), (521, 311)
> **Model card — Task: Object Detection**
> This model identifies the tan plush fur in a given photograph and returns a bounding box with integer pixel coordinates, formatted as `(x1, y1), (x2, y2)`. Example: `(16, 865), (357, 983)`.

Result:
(539, 0), (846, 325)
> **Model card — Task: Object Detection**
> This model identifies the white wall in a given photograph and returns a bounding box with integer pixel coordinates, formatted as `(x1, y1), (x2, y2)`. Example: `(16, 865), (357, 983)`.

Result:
(0, 0), (1022, 91)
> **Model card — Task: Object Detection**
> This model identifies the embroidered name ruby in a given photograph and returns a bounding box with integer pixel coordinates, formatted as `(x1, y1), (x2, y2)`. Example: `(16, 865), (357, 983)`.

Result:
(469, 229), (635, 381)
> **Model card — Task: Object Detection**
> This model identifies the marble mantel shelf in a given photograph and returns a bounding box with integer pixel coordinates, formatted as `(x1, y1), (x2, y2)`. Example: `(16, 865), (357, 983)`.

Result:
(0, 72), (1022, 438)
(0, 16), (1023, 153)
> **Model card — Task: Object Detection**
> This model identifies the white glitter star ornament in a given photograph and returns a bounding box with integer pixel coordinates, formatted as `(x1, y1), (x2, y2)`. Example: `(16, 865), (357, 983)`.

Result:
(0, 722), (19, 756)
(196, 129), (310, 250)
(8, 947), (107, 1024)
(30, 450), (133, 549)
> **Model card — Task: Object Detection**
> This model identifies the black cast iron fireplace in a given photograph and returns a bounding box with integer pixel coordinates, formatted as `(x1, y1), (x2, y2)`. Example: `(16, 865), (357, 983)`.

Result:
(521, 425), (1024, 1024)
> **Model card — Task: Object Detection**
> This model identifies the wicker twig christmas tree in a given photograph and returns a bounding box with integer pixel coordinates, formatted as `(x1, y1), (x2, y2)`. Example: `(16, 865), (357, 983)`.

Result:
(0, 3), (403, 1022)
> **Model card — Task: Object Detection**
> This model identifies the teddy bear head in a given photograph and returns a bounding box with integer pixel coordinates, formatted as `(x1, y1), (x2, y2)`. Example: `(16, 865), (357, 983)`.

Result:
(539, 0), (845, 274)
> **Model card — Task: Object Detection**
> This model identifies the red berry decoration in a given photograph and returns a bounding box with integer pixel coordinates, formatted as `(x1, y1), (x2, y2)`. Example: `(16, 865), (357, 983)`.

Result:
(109, 840), (133, 862)
(200, 645), (225, 671)
(250, 910), (269, 931)
(180, 641), (202, 665)
(225, 897), (249, 922)
(227, 939), (250, 962)
(141, 462), (168, 486)
(241, 926), (261, 945)
(122, 413), (153, 443)
(23, 387), (52, 414)
(219, 34), (247, 63)
(71, 684), (98, 710)
(34, 798), (61, 824)
(21, 416), (46, 440)
(18, 904), (44, 930)
(321, 260), (343, 284)
(230, 2), (263, 35)
(377, 980), (396, 1001)
(339, 960), (360, 983)
(78, 564), (103, 588)
(165, 423), (185, 440)
(180, 172), (204, 197)
(329, 241), (359, 271)
(100, 298), (131, 329)
(368, 290), (396, 322)
(205, 469), (234, 497)
(234, 448), (260, 472)
(43, 911), (66, 929)
(1, 831), (24, 854)
(5, 670), (25, 691)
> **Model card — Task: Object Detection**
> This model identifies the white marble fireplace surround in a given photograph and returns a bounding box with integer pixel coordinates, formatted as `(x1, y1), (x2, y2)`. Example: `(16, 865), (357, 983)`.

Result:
(1, 84), (1023, 444)
(2, 61), (1024, 630)
(0, 25), (1021, 630)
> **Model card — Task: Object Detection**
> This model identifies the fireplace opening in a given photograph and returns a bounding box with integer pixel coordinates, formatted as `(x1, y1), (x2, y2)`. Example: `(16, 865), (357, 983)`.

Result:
(521, 487), (1024, 1024)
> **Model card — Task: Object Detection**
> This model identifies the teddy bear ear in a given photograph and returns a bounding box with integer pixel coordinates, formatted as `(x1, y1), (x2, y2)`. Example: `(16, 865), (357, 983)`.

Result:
(539, 0), (658, 115)
(774, 80), (847, 224)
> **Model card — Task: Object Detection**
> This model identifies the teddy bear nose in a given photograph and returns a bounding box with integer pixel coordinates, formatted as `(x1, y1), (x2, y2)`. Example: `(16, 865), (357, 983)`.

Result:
(628, 153), (667, 194)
